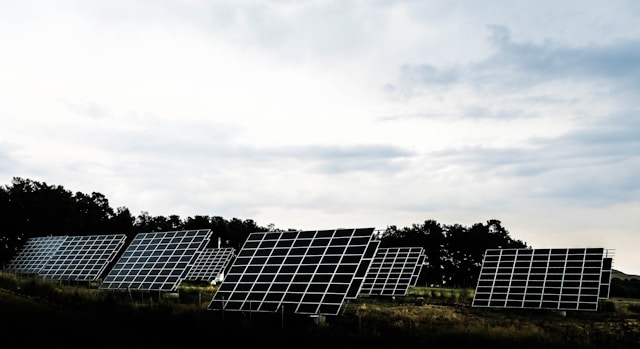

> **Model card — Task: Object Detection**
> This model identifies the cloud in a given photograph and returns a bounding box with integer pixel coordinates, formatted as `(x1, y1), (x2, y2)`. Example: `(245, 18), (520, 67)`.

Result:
(428, 109), (640, 207)
(388, 25), (640, 105)
(484, 25), (640, 84)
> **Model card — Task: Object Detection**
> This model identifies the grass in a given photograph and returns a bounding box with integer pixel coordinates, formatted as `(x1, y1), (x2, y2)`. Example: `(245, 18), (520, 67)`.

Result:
(1, 272), (639, 348)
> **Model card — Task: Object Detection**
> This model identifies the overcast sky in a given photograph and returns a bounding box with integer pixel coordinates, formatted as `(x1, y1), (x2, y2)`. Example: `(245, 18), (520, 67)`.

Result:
(1, 1), (639, 274)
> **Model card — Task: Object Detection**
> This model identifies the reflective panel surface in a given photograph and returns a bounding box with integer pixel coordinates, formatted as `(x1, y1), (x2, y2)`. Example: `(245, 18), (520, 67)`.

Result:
(208, 228), (378, 315)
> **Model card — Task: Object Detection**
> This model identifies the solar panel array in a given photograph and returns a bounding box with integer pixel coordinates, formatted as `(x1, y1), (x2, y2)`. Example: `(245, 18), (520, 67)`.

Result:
(208, 227), (379, 316)
(99, 229), (212, 291)
(473, 247), (614, 311)
(361, 246), (426, 296)
(5, 232), (620, 316)
(6, 236), (68, 275)
(38, 234), (127, 281)
(183, 247), (236, 283)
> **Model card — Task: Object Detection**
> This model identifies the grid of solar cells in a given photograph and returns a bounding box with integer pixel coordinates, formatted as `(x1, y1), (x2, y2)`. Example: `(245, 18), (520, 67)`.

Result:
(472, 248), (612, 311)
(38, 234), (127, 281)
(183, 247), (236, 282)
(599, 255), (614, 299)
(344, 239), (379, 300)
(411, 249), (426, 286)
(360, 247), (426, 296)
(208, 227), (378, 316)
(99, 229), (212, 291)
(6, 236), (68, 275)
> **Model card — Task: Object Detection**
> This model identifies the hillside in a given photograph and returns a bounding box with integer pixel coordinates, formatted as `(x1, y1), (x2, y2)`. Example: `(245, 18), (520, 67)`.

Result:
(613, 269), (640, 281)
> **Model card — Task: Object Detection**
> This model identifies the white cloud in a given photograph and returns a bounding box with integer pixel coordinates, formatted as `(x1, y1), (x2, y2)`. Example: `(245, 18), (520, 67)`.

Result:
(1, 0), (639, 275)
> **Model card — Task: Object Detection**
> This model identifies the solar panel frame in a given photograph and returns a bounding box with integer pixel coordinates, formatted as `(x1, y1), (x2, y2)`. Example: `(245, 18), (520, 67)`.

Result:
(208, 227), (378, 316)
(411, 250), (426, 287)
(38, 234), (127, 282)
(360, 246), (426, 297)
(6, 236), (68, 275)
(99, 229), (212, 292)
(344, 239), (380, 300)
(183, 247), (236, 283)
(599, 255), (614, 299)
(472, 247), (613, 311)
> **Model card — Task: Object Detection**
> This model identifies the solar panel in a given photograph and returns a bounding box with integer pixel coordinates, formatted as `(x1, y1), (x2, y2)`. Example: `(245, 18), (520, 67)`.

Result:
(472, 247), (613, 311)
(6, 236), (68, 275)
(361, 246), (426, 296)
(183, 247), (236, 283)
(208, 227), (379, 316)
(99, 229), (212, 291)
(344, 239), (379, 300)
(412, 249), (426, 286)
(38, 234), (127, 282)
(599, 254), (614, 299)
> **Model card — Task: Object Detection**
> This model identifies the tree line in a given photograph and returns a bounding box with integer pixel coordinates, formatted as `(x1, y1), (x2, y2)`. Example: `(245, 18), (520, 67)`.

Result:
(0, 176), (529, 288)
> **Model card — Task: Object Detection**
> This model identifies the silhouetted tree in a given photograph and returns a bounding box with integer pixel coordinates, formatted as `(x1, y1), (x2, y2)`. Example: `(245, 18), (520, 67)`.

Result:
(445, 219), (528, 287)
(0, 186), (12, 268)
(184, 215), (212, 230)
(440, 223), (466, 286)
(73, 192), (115, 235)
(0, 178), (77, 265)
(102, 206), (134, 238)
(225, 218), (267, 251)
(381, 218), (528, 288)
(1, 179), (75, 263)
(132, 211), (184, 234)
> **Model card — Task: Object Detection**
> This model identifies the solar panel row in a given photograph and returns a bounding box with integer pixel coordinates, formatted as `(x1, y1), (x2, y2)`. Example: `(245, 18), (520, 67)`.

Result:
(472, 248), (613, 311)
(6, 230), (616, 315)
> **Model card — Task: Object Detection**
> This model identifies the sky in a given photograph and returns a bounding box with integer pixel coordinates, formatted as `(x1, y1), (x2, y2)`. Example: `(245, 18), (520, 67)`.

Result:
(1, 1), (639, 274)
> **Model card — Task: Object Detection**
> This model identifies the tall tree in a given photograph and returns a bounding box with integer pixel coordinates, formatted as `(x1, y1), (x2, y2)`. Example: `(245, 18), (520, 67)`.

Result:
(380, 220), (447, 286)
(415, 220), (447, 286)
(0, 178), (76, 264)
(73, 192), (115, 234)
(225, 218), (267, 250)
(445, 219), (528, 288)
(108, 206), (135, 235)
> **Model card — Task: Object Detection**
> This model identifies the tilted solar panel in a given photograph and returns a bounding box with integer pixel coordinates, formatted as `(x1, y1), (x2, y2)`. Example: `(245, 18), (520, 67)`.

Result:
(6, 236), (68, 275)
(183, 247), (236, 283)
(208, 227), (378, 316)
(472, 247), (613, 311)
(411, 249), (426, 287)
(361, 246), (425, 296)
(344, 239), (379, 300)
(99, 229), (212, 291)
(599, 256), (614, 299)
(38, 234), (127, 282)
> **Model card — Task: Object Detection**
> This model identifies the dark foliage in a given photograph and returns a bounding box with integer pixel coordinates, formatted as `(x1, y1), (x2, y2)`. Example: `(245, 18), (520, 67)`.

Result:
(379, 219), (528, 288)
(612, 278), (640, 299)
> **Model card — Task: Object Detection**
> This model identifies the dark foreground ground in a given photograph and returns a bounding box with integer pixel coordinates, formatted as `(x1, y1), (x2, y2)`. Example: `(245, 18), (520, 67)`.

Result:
(1, 277), (639, 348)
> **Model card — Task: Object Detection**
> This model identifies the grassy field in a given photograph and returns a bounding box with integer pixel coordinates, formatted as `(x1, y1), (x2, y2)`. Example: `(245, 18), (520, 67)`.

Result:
(1, 273), (639, 348)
